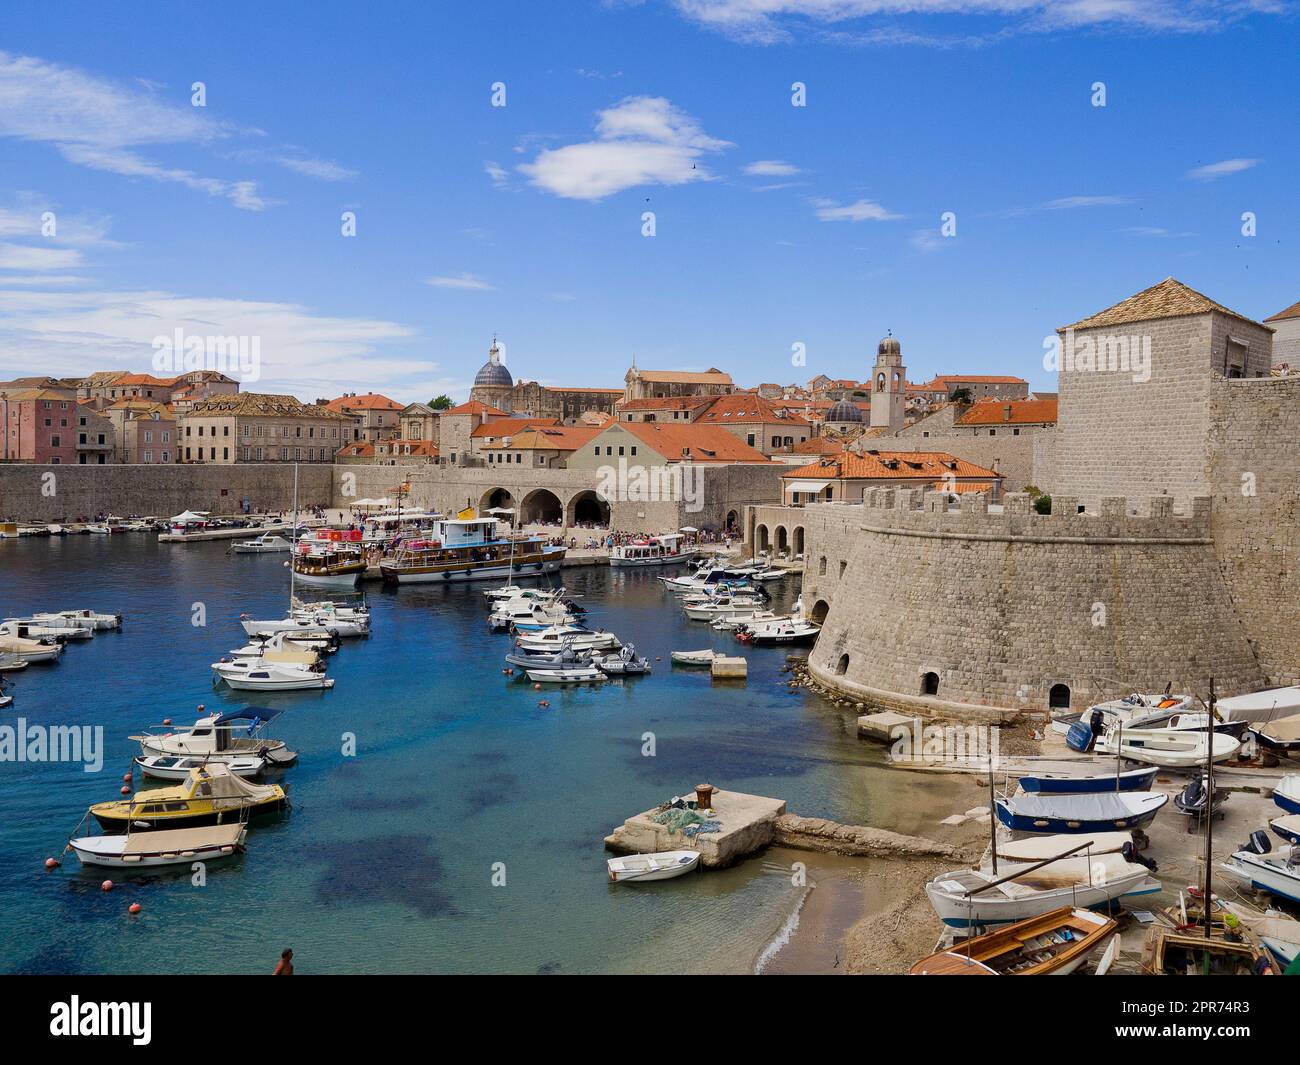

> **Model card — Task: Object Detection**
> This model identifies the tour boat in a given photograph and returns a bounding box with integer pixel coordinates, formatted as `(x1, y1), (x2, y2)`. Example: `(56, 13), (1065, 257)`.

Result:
(291, 546), (366, 588)
(594, 645), (652, 676)
(606, 850), (701, 883)
(211, 658), (334, 691)
(1252, 715), (1300, 753)
(0, 634), (63, 662)
(994, 791), (1169, 834)
(231, 533), (292, 554)
(132, 708), (297, 765)
(41, 609), (122, 631)
(1016, 766), (1159, 794)
(513, 625), (621, 653)
(670, 649), (716, 667)
(1216, 837), (1300, 905)
(609, 534), (694, 568)
(737, 618), (821, 646)
(68, 822), (248, 869)
(1095, 726), (1240, 768)
(1272, 775), (1300, 816)
(90, 764), (287, 832)
(525, 662), (608, 684)
(910, 906), (1118, 975)
(380, 516), (565, 584)
(925, 855), (1160, 928)
(134, 753), (266, 780)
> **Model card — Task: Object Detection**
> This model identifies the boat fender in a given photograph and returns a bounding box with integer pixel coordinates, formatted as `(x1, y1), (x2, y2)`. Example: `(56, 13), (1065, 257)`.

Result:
(100, 880), (113, 892)
(534, 683), (542, 691)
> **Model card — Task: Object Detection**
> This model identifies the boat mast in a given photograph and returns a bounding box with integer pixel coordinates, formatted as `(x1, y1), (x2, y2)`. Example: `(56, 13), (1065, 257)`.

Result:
(1203, 677), (1216, 943)
(290, 461), (299, 605)
(987, 724), (998, 876)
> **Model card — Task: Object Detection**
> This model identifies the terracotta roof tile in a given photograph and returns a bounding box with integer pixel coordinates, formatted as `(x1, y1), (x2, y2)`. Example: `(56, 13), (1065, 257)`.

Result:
(954, 397), (1058, 426)
(471, 417), (558, 438)
(613, 422), (770, 463)
(1063, 277), (1267, 332)
(784, 449), (1000, 482)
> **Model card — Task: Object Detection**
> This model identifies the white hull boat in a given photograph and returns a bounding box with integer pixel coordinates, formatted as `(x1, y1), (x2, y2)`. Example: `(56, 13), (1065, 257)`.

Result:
(607, 850), (701, 882)
(1221, 843), (1300, 905)
(994, 831), (1134, 863)
(525, 664), (607, 684)
(670, 649), (716, 666)
(212, 659), (334, 691)
(738, 618), (820, 646)
(683, 599), (769, 621)
(514, 626), (621, 653)
(133, 710), (296, 764)
(0, 635), (62, 662)
(926, 856), (1160, 928)
(68, 824), (247, 869)
(1215, 686), (1300, 725)
(44, 609), (122, 631)
(240, 613), (369, 638)
(135, 753), (266, 780)
(4, 619), (92, 641)
(1096, 726), (1240, 768)
(0, 652), (29, 671)
(231, 534), (292, 554)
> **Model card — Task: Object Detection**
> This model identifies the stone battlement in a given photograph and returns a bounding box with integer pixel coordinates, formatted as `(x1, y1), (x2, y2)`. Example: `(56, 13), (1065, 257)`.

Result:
(858, 488), (1211, 542)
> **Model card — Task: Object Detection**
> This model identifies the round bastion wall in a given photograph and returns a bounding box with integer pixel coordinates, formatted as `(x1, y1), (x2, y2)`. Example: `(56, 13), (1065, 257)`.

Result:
(807, 488), (1267, 716)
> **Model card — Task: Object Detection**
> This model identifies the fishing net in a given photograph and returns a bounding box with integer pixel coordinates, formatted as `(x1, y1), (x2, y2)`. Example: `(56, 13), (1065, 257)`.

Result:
(653, 808), (721, 837)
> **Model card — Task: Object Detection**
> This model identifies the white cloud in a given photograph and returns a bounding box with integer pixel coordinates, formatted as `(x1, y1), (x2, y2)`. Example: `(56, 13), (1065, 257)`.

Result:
(518, 96), (732, 200)
(1186, 157), (1258, 181)
(1044, 194), (1131, 209)
(812, 197), (901, 222)
(423, 273), (496, 291)
(910, 228), (948, 252)
(0, 243), (82, 271)
(275, 155), (357, 181)
(743, 159), (801, 176)
(484, 161), (509, 187)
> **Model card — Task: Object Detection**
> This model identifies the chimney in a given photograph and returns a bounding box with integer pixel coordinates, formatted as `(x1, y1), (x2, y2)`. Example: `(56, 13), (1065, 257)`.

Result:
(1003, 403), (1013, 421)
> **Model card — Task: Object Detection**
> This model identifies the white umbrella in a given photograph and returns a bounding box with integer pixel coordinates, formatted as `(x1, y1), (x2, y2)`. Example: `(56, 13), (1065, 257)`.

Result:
(169, 510), (210, 523)
(679, 526), (698, 533)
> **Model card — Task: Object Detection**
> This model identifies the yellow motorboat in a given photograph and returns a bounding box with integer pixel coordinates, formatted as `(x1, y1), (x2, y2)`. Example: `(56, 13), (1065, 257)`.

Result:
(90, 762), (287, 833)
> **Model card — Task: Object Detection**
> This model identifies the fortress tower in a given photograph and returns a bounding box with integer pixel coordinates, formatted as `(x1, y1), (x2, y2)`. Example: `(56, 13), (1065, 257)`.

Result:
(869, 333), (906, 432)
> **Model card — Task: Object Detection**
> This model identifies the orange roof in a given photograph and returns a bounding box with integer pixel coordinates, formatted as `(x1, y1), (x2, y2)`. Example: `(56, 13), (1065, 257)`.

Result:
(955, 398), (1058, 426)
(932, 374), (1027, 385)
(378, 439), (439, 456)
(471, 417), (558, 438)
(611, 422), (770, 463)
(114, 372), (180, 387)
(483, 425), (601, 450)
(695, 394), (792, 423)
(793, 436), (845, 455)
(784, 450), (1000, 482)
(1266, 298), (1300, 323)
(325, 393), (403, 413)
(1064, 277), (1265, 332)
(336, 442), (376, 457)
(631, 368), (733, 385)
(444, 400), (508, 416)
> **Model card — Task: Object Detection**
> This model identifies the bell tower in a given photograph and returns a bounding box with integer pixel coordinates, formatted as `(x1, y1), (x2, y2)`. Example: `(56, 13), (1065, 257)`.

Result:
(869, 332), (906, 432)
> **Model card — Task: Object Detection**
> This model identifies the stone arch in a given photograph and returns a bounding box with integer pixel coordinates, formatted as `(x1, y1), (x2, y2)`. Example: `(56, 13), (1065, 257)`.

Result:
(755, 524), (770, 553)
(776, 526), (789, 554)
(809, 599), (830, 625)
(519, 488), (562, 526)
(793, 526), (805, 556)
(566, 490), (610, 527)
(726, 509), (738, 529)
(1048, 683), (1072, 710)
(835, 653), (850, 676)
(480, 487), (515, 513)
(921, 671), (940, 697)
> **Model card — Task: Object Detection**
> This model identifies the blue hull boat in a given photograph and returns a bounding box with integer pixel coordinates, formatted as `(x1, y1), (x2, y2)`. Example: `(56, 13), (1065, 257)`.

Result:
(1018, 766), (1158, 794)
(995, 791), (1169, 834)
(1273, 775), (1300, 816)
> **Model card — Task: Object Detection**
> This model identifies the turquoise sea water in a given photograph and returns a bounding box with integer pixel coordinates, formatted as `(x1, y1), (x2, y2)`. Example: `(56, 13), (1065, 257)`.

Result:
(0, 535), (939, 975)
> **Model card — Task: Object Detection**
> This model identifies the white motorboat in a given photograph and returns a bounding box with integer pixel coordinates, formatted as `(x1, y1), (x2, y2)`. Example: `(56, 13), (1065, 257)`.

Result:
(1096, 726), (1240, 768)
(609, 534), (695, 568)
(514, 625), (621, 653)
(683, 594), (770, 621)
(132, 708), (297, 764)
(926, 855), (1161, 928)
(240, 610), (369, 638)
(231, 534), (292, 554)
(2, 618), (92, 641)
(607, 850), (701, 882)
(84, 523), (111, 535)
(489, 598), (578, 633)
(41, 609), (122, 631)
(134, 753), (266, 780)
(711, 611), (786, 631)
(212, 658), (334, 691)
(1215, 686), (1300, 725)
(1273, 775), (1300, 816)
(670, 649), (716, 666)
(737, 618), (820, 646)
(0, 634), (63, 662)
(1086, 692), (1194, 729)
(1221, 837), (1300, 906)
(229, 630), (334, 662)
(68, 823), (247, 869)
(0, 652), (29, 671)
(525, 663), (608, 684)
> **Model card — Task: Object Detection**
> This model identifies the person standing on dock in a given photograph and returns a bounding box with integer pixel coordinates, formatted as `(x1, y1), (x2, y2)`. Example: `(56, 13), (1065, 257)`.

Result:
(273, 948), (294, 975)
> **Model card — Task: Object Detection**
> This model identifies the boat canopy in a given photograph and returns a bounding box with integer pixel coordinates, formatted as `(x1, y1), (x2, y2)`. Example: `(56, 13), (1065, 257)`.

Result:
(214, 706), (284, 728)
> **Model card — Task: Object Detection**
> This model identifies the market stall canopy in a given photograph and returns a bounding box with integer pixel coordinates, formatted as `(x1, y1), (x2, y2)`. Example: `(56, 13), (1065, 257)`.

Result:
(169, 510), (210, 523)
(349, 498), (392, 508)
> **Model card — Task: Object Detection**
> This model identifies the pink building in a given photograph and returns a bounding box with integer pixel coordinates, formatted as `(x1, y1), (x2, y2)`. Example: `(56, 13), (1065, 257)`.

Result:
(0, 388), (79, 464)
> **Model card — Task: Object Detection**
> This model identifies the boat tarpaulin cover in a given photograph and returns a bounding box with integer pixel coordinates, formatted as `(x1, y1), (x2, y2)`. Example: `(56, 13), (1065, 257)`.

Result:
(1006, 791), (1161, 820)
(123, 824), (244, 854)
(190, 765), (281, 807)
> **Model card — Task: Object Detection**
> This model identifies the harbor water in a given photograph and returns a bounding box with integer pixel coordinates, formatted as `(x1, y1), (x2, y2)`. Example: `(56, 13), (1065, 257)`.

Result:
(0, 535), (952, 975)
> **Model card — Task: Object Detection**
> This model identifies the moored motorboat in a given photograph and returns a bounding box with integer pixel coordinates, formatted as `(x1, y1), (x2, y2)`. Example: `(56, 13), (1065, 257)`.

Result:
(67, 822), (248, 869)
(737, 618), (820, 646)
(132, 708), (297, 765)
(89, 763), (287, 832)
(525, 663), (607, 684)
(0, 651), (29, 671)
(134, 753), (266, 780)
(231, 533), (292, 554)
(606, 850), (701, 882)
(995, 791), (1169, 834)
(212, 658), (334, 691)
(3, 618), (92, 641)
(514, 625), (620, 653)
(0, 634), (63, 662)
(41, 609), (122, 631)
(910, 906), (1118, 975)
(1221, 833), (1300, 905)
(594, 644), (651, 676)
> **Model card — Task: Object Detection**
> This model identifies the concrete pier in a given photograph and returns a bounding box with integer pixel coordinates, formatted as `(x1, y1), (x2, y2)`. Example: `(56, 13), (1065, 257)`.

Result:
(605, 788), (786, 868)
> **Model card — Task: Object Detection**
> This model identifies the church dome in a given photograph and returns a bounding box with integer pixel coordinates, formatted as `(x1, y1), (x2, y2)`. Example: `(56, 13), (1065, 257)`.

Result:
(878, 335), (901, 356)
(473, 341), (513, 388)
(826, 399), (863, 423)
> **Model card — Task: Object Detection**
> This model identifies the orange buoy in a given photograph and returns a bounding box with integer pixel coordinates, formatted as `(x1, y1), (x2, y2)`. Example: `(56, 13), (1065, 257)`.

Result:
(100, 880), (113, 892)
(538, 700), (550, 709)
(534, 683), (542, 691)
(162, 718), (172, 726)
(44, 857), (59, 870)
(122, 772), (132, 782)
(120, 785), (131, 795)
(128, 903), (142, 915)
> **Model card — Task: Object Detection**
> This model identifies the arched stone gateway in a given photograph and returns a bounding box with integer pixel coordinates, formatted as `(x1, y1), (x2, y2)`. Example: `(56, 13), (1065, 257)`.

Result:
(480, 487), (515, 514)
(755, 524), (770, 553)
(793, 526), (805, 557)
(567, 490), (610, 527)
(519, 488), (562, 526)
(1049, 683), (1072, 710)
(776, 526), (789, 555)
(809, 599), (830, 625)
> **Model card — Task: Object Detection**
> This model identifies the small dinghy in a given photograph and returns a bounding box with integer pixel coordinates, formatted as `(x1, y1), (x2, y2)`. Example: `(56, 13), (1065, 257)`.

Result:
(1141, 895), (1276, 975)
(1269, 814), (1300, 846)
(606, 850), (701, 883)
(910, 906), (1118, 975)
(995, 791), (1169, 834)
(0, 652), (28, 672)
(1252, 715), (1300, 753)
(1221, 833), (1300, 906)
(594, 644), (651, 676)
(994, 831), (1134, 862)
(1096, 726), (1240, 768)
(525, 663), (607, 684)
(68, 822), (247, 869)
(670, 649), (716, 667)
(1017, 766), (1158, 794)
(1274, 775), (1300, 816)
(134, 753), (266, 781)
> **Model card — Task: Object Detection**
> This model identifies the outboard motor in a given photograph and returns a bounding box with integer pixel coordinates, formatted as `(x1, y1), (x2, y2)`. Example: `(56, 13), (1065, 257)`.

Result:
(1122, 840), (1158, 872)
(1243, 830), (1272, 855)
(1066, 708), (1105, 753)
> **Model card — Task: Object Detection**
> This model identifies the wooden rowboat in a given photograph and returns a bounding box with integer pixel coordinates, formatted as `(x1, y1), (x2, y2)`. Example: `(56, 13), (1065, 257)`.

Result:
(910, 906), (1117, 975)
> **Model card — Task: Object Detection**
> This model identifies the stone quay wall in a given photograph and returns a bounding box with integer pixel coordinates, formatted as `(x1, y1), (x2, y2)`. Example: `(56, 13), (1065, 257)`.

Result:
(0, 463), (333, 521)
(791, 488), (1266, 716)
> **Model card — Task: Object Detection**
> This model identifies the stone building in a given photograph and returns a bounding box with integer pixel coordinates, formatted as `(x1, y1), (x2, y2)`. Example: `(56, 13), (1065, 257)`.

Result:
(324, 393), (403, 442)
(869, 335), (907, 432)
(504, 381), (622, 423)
(399, 402), (439, 444)
(437, 400), (508, 466)
(1265, 298), (1300, 369)
(690, 394), (812, 455)
(481, 425), (602, 471)
(781, 450), (1002, 505)
(114, 403), (178, 464)
(74, 405), (115, 465)
(179, 393), (357, 464)
(0, 387), (78, 463)
(622, 361), (733, 402)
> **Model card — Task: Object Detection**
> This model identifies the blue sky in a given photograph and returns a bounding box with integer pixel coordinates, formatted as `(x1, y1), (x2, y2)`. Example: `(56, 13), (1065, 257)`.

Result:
(0, 0), (1295, 403)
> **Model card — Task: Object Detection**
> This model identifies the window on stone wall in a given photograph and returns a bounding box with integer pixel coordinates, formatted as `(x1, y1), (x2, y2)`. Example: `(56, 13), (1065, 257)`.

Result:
(818, 556), (827, 575)
(838, 560), (847, 578)
(922, 672), (940, 696)
(835, 654), (849, 675)
(1049, 683), (1071, 709)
